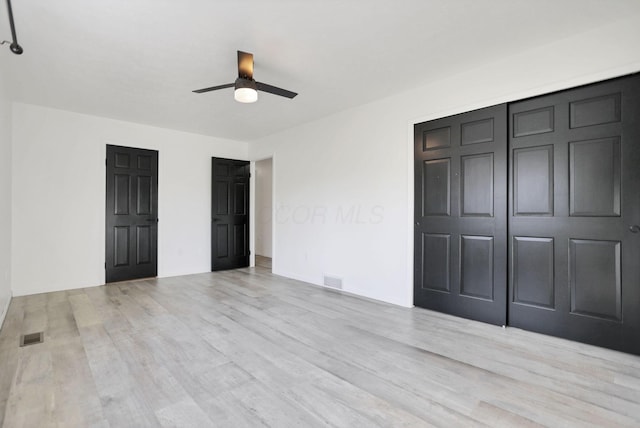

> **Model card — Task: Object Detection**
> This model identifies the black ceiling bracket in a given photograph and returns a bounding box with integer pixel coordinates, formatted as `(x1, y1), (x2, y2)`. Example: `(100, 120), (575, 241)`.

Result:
(1, 0), (23, 55)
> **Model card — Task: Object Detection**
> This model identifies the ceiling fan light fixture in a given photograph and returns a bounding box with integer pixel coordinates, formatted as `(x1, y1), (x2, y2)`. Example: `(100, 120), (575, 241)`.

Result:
(192, 51), (297, 101)
(234, 78), (258, 103)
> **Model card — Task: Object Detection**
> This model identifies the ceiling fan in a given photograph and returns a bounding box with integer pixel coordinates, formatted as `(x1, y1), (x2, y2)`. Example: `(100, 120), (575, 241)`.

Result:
(193, 51), (298, 103)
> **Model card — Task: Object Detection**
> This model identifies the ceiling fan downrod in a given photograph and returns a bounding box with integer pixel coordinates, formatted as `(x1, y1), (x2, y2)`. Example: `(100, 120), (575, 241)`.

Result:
(2, 0), (23, 55)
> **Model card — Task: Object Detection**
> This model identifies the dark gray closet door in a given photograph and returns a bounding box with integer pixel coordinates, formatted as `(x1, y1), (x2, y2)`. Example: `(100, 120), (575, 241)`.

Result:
(105, 145), (158, 283)
(508, 74), (640, 354)
(211, 157), (250, 271)
(414, 104), (507, 325)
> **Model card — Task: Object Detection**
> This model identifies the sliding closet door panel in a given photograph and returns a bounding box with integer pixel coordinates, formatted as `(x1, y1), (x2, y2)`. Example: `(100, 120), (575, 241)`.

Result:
(508, 74), (640, 355)
(415, 104), (507, 326)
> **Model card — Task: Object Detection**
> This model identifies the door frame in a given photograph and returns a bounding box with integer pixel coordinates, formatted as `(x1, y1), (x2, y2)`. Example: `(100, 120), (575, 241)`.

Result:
(105, 144), (159, 283)
(249, 154), (277, 270)
(211, 157), (251, 271)
(407, 71), (640, 309)
(410, 72), (640, 354)
(251, 156), (275, 268)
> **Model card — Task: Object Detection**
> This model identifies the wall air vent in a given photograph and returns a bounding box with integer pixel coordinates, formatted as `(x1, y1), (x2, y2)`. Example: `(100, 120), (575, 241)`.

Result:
(323, 275), (343, 289)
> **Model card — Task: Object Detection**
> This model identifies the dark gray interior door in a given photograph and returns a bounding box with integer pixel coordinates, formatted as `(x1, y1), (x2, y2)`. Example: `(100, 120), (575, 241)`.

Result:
(414, 104), (508, 325)
(212, 158), (250, 271)
(105, 145), (158, 283)
(508, 74), (640, 354)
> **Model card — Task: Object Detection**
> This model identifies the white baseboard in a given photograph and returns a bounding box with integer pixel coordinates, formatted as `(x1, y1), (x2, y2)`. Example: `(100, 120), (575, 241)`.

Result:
(272, 269), (322, 287)
(0, 291), (12, 332)
(272, 269), (413, 308)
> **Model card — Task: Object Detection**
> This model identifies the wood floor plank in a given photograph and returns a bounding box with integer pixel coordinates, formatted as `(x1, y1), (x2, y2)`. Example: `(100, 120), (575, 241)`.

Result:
(1, 267), (640, 427)
(50, 339), (108, 427)
(77, 323), (161, 427)
(2, 347), (57, 427)
(154, 397), (216, 428)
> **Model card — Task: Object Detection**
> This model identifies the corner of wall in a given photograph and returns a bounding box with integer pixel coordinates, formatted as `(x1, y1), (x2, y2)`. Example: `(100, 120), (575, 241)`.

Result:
(0, 290), (12, 331)
(0, 59), (13, 331)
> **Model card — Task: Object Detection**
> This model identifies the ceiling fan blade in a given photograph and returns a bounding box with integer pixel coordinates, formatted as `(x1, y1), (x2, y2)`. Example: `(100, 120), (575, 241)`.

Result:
(256, 82), (297, 99)
(238, 51), (254, 79)
(192, 83), (234, 93)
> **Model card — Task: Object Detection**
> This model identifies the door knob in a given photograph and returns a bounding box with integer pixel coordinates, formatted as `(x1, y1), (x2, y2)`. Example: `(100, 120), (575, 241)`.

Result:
(630, 225), (640, 233)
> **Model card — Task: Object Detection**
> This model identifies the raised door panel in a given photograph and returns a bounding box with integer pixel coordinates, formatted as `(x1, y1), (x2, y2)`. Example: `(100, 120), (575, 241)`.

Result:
(420, 233), (450, 293)
(569, 138), (620, 217)
(422, 127), (451, 151)
(216, 224), (229, 258)
(569, 239), (621, 321)
(461, 154), (493, 217)
(137, 176), (152, 215)
(114, 226), (129, 267)
(234, 224), (247, 257)
(513, 146), (553, 216)
(136, 225), (151, 265)
(114, 175), (130, 215)
(114, 153), (130, 168)
(137, 154), (152, 170)
(423, 159), (451, 216)
(512, 237), (554, 309)
(234, 182), (247, 215)
(460, 235), (494, 300)
(215, 181), (229, 215)
(570, 93), (621, 128)
(513, 106), (554, 137)
(461, 118), (494, 146)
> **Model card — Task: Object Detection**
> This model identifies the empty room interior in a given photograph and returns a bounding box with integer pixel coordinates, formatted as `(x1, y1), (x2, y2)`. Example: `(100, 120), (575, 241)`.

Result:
(1, 1), (640, 426)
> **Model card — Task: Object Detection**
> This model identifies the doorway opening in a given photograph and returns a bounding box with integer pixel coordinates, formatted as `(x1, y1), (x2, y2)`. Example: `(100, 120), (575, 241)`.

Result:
(255, 158), (273, 271)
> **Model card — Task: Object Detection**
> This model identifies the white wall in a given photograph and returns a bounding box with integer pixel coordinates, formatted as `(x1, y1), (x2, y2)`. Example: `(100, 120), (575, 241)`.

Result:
(0, 60), (12, 326)
(11, 103), (248, 296)
(255, 158), (273, 257)
(249, 15), (640, 307)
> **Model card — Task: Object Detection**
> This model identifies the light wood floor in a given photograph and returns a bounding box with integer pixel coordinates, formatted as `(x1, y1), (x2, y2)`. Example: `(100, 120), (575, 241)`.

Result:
(255, 255), (272, 270)
(1, 268), (639, 427)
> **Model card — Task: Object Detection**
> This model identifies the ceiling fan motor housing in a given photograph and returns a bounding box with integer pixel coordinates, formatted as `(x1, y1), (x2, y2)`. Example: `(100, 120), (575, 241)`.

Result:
(235, 77), (257, 91)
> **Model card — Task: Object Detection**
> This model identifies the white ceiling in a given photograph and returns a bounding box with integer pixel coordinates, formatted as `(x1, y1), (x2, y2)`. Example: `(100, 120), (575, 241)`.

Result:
(2, 0), (639, 141)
